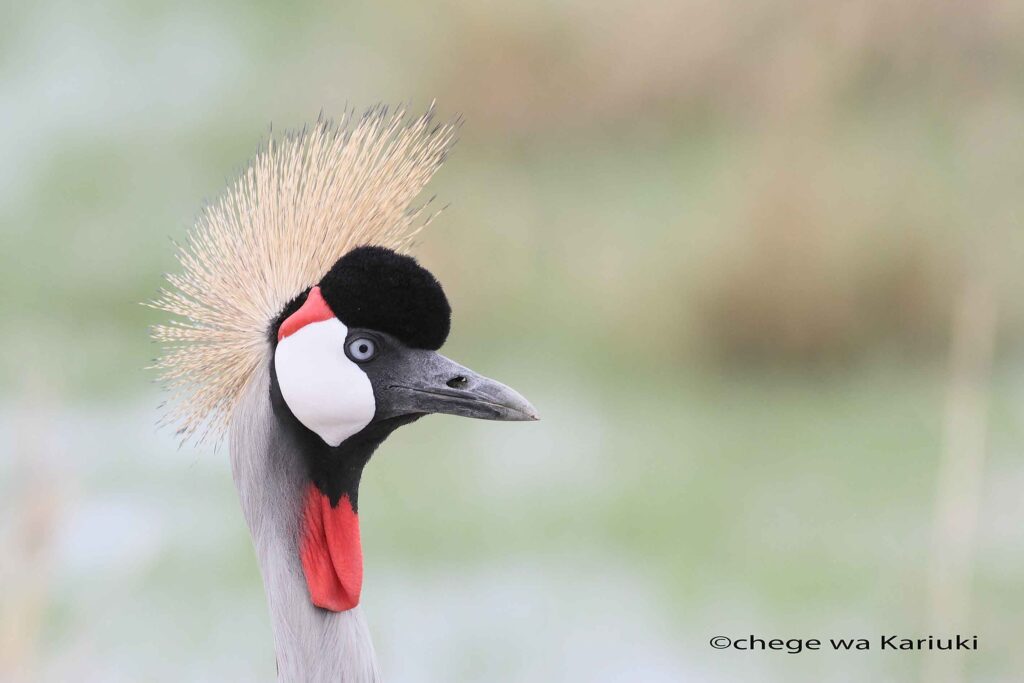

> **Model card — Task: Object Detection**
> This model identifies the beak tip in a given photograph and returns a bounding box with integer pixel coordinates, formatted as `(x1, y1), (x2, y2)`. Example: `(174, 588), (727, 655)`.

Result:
(517, 399), (540, 421)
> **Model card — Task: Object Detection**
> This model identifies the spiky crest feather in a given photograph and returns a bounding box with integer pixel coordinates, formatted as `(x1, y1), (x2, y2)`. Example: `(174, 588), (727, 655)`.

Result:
(150, 104), (458, 443)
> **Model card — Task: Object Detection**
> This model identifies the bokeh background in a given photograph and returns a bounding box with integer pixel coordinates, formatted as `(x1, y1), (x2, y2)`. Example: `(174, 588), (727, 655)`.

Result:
(3, 1), (1024, 681)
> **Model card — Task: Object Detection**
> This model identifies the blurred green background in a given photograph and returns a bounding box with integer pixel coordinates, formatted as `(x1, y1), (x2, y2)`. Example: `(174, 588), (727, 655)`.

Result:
(3, 1), (1024, 681)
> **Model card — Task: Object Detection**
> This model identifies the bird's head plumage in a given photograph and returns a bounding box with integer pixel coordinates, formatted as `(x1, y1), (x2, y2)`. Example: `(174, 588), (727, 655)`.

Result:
(150, 105), (460, 443)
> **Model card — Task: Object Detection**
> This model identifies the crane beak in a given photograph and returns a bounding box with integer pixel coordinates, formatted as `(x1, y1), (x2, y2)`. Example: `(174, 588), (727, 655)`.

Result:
(378, 351), (539, 422)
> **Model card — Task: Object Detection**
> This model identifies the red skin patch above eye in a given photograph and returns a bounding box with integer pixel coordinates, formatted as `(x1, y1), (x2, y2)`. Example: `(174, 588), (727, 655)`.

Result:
(279, 286), (336, 341)
(299, 484), (363, 612)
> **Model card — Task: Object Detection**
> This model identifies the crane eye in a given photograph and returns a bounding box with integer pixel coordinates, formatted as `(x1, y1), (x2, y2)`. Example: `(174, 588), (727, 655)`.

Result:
(347, 337), (376, 362)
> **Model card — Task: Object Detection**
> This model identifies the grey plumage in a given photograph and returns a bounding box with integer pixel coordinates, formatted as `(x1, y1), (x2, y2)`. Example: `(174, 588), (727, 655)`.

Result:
(231, 360), (381, 682)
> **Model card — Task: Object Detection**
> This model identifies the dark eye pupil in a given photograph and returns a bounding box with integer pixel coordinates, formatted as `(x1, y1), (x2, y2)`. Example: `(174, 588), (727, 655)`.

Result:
(359, 344), (368, 353)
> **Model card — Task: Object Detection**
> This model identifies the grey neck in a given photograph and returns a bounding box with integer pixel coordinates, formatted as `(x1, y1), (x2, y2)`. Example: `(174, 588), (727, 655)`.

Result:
(230, 361), (381, 683)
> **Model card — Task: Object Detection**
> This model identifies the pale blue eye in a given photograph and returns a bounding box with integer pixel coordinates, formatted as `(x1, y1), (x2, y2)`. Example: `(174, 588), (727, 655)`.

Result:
(348, 338), (376, 362)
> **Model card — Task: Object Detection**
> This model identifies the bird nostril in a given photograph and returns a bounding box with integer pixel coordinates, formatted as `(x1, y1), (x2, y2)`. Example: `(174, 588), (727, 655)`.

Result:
(446, 375), (468, 389)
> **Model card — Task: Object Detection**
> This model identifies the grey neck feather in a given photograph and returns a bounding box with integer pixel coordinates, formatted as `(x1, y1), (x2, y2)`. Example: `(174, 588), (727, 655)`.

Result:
(230, 361), (381, 683)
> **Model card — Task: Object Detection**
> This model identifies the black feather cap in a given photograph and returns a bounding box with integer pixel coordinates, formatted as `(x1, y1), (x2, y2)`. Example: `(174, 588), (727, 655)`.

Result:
(318, 245), (451, 350)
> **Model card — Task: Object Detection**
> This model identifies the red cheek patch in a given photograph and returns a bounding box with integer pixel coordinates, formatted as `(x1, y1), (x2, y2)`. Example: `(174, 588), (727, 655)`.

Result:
(279, 286), (336, 341)
(299, 484), (363, 612)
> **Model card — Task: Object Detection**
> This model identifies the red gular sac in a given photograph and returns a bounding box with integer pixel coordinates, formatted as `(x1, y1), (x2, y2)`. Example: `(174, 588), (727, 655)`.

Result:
(299, 483), (363, 611)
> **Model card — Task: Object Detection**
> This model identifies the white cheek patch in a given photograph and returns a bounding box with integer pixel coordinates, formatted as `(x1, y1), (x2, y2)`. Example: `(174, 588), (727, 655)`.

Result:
(275, 318), (376, 446)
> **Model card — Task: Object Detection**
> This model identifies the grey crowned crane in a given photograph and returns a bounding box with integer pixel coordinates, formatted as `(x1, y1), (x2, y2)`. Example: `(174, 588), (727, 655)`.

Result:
(150, 106), (537, 682)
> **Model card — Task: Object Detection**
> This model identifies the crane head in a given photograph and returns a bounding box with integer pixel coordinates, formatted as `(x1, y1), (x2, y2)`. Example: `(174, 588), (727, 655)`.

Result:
(150, 107), (535, 620)
(273, 245), (537, 448)
(267, 245), (537, 612)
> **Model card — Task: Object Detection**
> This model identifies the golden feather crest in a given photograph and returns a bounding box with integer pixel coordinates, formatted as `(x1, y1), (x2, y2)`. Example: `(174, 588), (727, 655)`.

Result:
(149, 104), (458, 443)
